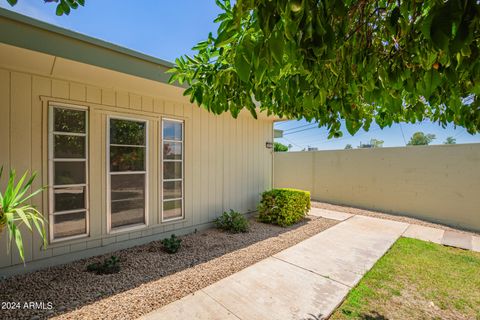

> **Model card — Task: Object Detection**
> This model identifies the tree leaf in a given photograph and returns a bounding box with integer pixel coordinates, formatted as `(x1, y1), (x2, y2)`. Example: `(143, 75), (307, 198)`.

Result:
(235, 46), (251, 82)
(269, 30), (284, 64)
(423, 70), (441, 99)
(56, 4), (64, 16)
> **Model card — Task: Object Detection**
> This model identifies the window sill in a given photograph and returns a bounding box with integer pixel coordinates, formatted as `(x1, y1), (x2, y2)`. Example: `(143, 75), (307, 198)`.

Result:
(108, 223), (148, 235)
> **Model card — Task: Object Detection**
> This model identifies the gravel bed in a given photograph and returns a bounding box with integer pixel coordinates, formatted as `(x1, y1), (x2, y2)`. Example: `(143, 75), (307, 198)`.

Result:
(312, 201), (479, 236)
(0, 216), (337, 320)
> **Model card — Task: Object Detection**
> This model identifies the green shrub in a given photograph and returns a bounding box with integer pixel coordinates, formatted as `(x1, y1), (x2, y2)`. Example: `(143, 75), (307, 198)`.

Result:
(161, 234), (182, 253)
(257, 188), (310, 227)
(214, 209), (249, 233)
(86, 256), (121, 275)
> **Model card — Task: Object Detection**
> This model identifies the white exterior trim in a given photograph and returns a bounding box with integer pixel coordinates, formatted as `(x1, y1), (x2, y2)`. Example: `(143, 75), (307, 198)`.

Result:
(106, 115), (149, 234)
(160, 117), (185, 223)
(48, 103), (90, 243)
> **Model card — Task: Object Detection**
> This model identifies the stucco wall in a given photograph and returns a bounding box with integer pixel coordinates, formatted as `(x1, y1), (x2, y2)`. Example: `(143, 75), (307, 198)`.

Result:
(274, 145), (480, 232)
(0, 65), (273, 275)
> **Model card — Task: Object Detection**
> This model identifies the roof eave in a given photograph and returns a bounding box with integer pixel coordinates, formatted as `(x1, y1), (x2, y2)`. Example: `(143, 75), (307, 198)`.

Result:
(0, 7), (177, 86)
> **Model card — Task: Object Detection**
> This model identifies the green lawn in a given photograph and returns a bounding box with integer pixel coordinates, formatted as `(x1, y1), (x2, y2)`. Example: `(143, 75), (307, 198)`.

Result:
(331, 237), (480, 320)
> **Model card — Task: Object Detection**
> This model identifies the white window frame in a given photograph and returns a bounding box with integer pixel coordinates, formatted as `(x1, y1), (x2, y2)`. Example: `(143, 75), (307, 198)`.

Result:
(161, 117), (185, 222)
(107, 115), (149, 234)
(48, 103), (89, 243)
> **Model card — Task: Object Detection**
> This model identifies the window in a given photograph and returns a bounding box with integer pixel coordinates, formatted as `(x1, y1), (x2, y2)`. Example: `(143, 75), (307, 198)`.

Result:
(108, 117), (148, 231)
(162, 119), (184, 221)
(49, 105), (89, 241)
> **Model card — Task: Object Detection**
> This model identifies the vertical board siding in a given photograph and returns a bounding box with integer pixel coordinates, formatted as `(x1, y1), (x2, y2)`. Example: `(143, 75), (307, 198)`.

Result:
(208, 112), (216, 220)
(0, 70), (11, 268)
(216, 115), (224, 217)
(101, 89), (116, 106)
(200, 109), (209, 224)
(10, 72), (33, 264)
(192, 105), (201, 227)
(89, 109), (102, 237)
(129, 94), (141, 110)
(69, 83), (86, 101)
(32, 76), (52, 260)
(116, 91), (129, 109)
(52, 79), (69, 99)
(184, 105), (193, 228)
(142, 96), (153, 113)
(0, 66), (274, 271)
(86, 86), (101, 104)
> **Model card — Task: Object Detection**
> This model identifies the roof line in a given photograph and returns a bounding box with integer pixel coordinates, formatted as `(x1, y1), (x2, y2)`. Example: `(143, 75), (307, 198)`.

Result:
(0, 7), (181, 86)
(0, 7), (174, 68)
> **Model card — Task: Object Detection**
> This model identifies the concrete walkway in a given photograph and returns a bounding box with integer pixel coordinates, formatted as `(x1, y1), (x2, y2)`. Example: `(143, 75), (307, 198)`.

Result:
(140, 214), (409, 320)
(139, 208), (480, 320)
(311, 208), (480, 252)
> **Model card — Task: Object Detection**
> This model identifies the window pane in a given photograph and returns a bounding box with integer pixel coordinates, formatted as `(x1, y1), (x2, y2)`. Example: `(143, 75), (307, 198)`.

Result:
(163, 121), (182, 141)
(111, 174), (145, 228)
(163, 142), (182, 160)
(111, 199), (145, 228)
(54, 161), (86, 185)
(163, 181), (182, 200)
(53, 211), (86, 239)
(110, 119), (145, 146)
(111, 174), (145, 200)
(54, 135), (85, 159)
(163, 200), (182, 220)
(110, 146), (145, 172)
(54, 186), (85, 212)
(163, 162), (182, 180)
(54, 108), (86, 133)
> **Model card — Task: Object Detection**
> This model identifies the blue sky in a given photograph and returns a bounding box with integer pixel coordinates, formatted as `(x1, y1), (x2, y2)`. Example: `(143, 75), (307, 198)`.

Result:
(2, 0), (479, 150)
(0, 0), (222, 62)
(275, 119), (480, 151)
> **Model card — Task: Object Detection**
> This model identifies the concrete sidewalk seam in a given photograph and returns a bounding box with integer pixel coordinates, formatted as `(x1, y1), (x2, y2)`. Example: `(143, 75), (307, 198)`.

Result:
(200, 289), (243, 320)
(271, 256), (352, 288)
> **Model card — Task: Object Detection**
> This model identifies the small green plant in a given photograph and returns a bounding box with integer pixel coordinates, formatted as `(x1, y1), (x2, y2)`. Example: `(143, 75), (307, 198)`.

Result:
(0, 167), (47, 262)
(214, 209), (249, 233)
(161, 234), (182, 254)
(257, 188), (310, 227)
(86, 256), (121, 275)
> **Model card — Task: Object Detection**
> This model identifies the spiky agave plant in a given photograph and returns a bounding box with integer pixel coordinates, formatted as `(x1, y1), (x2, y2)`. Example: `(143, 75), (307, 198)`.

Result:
(0, 167), (47, 262)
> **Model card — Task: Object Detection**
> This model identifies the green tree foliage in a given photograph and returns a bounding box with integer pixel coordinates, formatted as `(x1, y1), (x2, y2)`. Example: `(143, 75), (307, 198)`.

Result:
(407, 132), (436, 145)
(344, 144), (353, 149)
(444, 136), (457, 144)
(6, 0), (84, 16)
(274, 141), (289, 152)
(170, 0), (480, 138)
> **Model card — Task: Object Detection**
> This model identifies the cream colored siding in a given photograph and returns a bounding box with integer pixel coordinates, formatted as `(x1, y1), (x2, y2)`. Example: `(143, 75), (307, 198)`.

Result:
(274, 146), (480, 232)
(0, 67), (273, 274)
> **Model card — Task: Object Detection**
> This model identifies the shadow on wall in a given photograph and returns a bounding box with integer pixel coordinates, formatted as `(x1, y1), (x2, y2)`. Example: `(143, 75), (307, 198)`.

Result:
(0, 216), (316, 319)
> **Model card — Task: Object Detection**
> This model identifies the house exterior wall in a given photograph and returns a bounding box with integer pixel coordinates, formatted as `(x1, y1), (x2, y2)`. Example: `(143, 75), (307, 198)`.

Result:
(0, 67), (273, 276)
(274, 145), (480, 232)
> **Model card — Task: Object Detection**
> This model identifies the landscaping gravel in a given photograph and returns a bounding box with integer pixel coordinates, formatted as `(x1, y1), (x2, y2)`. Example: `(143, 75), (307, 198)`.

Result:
(0, 216), (337, 320)
(312, 201), (480, 236)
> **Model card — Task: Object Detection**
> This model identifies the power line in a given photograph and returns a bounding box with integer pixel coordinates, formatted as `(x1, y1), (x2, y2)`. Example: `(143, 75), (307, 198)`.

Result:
(283, 125), (320, 136)
(280, 136), (304, 149)
(399, 123), (407, 146)
(291, 132), (331, 145)
(453, 128), (467, 139)
(283, 123), (317, 132)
